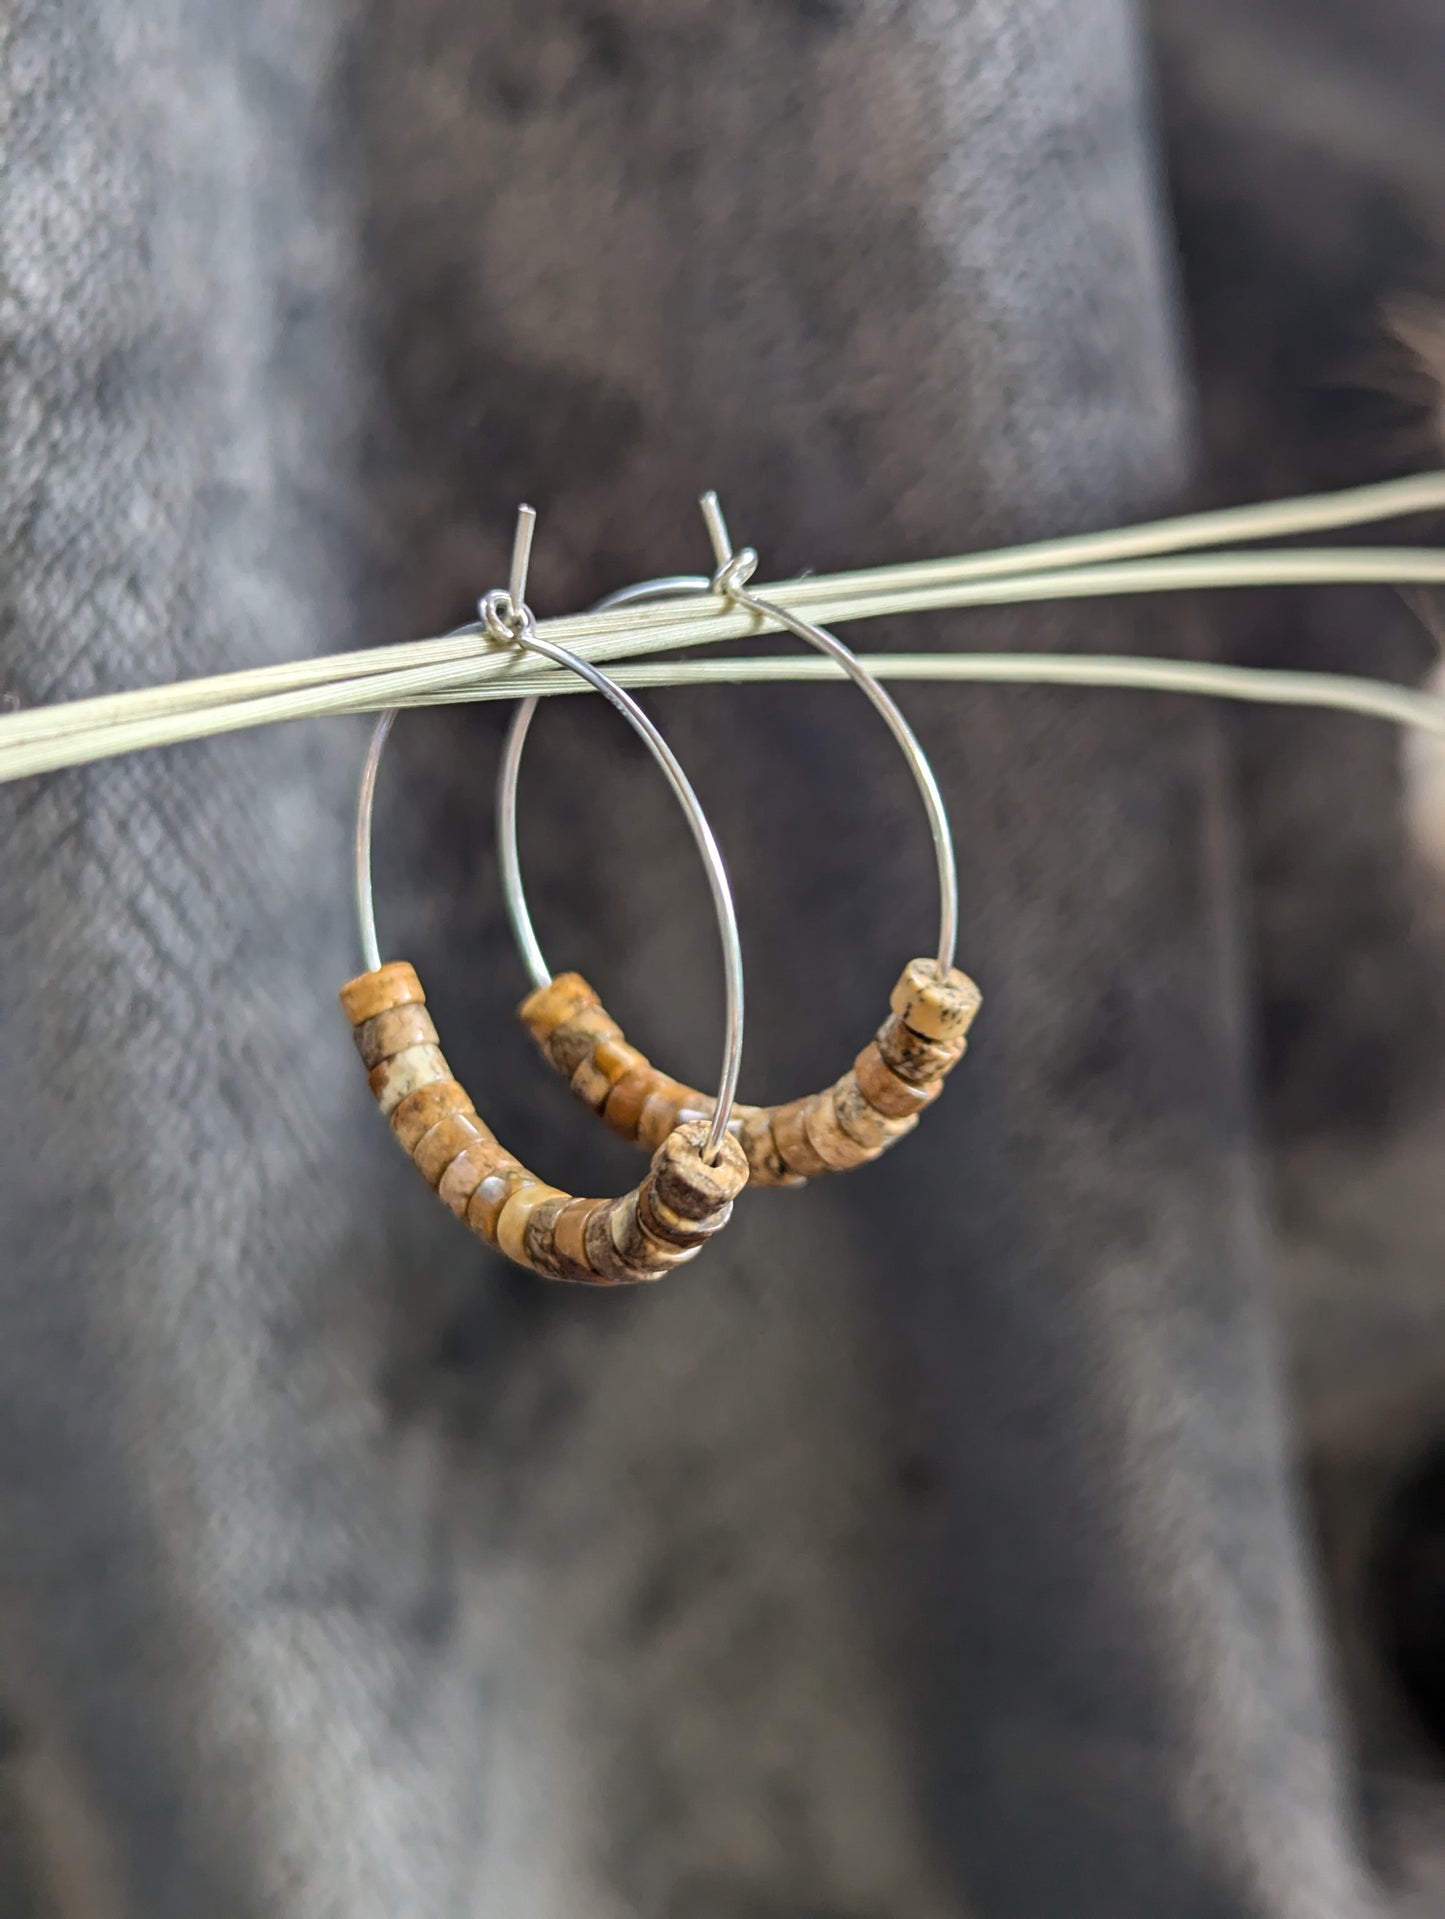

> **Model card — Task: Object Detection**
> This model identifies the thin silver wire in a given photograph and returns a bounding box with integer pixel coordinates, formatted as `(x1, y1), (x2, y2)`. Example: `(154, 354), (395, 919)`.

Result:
(356, 518), (744, 1163)
(698, 492), (958, 977)
(500, 497), (959, 997)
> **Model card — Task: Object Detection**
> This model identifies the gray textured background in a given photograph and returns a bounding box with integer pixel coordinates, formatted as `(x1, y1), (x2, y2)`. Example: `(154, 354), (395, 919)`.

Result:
(0, 0), (1441, 1913)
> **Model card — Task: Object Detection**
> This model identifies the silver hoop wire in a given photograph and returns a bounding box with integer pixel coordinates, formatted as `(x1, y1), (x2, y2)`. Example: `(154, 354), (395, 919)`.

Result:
(354, 595), (745, 1164)
(497, 499), (958, 1001)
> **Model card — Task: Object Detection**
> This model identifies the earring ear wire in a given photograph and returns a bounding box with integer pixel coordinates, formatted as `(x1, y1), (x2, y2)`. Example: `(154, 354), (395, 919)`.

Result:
(340, 507), (749, 1285)
(502, 492), (980, 1190)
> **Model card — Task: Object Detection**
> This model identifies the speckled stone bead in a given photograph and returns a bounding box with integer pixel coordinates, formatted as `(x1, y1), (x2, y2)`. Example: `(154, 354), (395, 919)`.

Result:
(368, 1043), (450, 1116)
(651, 1120), (749, 1219)
(341, 962), (748, 1284)
(853, 1041), (940, 1118)
(771, 1096), (831, 1179)
(544, 1005), (624, 1079)
(571, 1035), (648, 1112)
(353, 1002), (439, 1069)
(438, 1139), (507, 1219)
(516, 958), (980, 1186)
(413, 1108), (494, 1189)
(874, 1014), (959, 1087)
(339, 961), (425, 1027)
(830, 1074), (919, 1153)
(390, 1079), (475, 1153)
(889, 959), (982, 1043)
(517, 972), (599, 1044)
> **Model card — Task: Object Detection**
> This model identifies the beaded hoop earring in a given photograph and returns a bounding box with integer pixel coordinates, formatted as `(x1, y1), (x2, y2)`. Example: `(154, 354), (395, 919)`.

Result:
(339, 516), (749, 1285)
(498, 495), (982, 1189)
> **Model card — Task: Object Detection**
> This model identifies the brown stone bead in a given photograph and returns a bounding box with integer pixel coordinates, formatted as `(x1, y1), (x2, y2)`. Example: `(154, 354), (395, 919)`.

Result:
(637, 1082), (690, 1152)
(802, 1091), (877, 1171)
(368, 1043), (451, 1117)
(496, 1182), (568, 1267)
(517, 972), (599, 1044)
(352, 1002), (439, 1070)
(581, 1198), (642, 1284)
(853, 1041), (941, 1118)
(830, 1073), (919, 1154)
(875, 1013), (960, 1087)
(638, 1182), (729, 1248)
(466, 1166), (531, 1243)
(339, 962), (425, 1028)
(390, 1078), (474, 1153)
(553, 1196), (606, 1276)
(412, 1108), (495, 1189)
(889, 959), (982, 1043)
(544, 1005), (624, 1080)
(602, 1067), (659, 1142)
(570, 1036), (649, 1113)
(650, 1120), (749, 1220)
(771, 1096), (830, 1178)
(521, 1193), (578, 1280)
(606, 1189), (700, 1277)
(438, 1139), (510, 1219)
(734, 1107), (804, 1188)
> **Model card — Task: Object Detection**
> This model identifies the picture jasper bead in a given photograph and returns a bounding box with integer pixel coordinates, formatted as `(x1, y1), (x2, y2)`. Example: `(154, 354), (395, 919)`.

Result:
(391, 1078), (475, 1154)
(650, 1120), (748, 1219)
(889, 959), (982, 1043)
(368, 1043), (451, 1116)
(516, 961), (980, 1188)
(345, 962), (747, 1283)
(353, 1001), (439, 1069)
(874, 1013), (959, 1087)
(517, 972), (599, 1044)
(339, 961), (425, 1027)
(853, 1041), (940, 1119)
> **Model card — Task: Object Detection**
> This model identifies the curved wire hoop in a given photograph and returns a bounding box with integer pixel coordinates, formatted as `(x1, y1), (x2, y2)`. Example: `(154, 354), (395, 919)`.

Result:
(355, 603), (745, 1164)
(498, 501), (958, 994)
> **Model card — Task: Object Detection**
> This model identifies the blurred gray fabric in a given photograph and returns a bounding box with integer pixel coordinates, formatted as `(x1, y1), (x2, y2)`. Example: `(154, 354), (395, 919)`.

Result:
(0, 0), (1438, 1913)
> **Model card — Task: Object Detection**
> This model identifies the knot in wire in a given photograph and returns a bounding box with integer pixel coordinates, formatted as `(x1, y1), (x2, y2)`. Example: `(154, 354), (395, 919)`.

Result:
(480, 586), (535, 648)
(710, 546), (759, 602)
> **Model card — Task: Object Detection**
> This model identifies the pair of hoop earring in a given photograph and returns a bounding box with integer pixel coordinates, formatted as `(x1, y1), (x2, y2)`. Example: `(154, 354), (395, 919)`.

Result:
(338, 499), (982, 1288)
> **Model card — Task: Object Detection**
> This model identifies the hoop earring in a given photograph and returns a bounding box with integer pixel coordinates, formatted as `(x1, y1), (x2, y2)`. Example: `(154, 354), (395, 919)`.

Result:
(498, 495), (981, 1189)
(339, 510), (749, 1284)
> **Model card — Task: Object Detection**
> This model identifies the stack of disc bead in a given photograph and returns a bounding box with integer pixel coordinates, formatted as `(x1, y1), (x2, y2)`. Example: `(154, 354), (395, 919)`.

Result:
(340, 961), (748, 1284)
(519, 956), (981, 1187)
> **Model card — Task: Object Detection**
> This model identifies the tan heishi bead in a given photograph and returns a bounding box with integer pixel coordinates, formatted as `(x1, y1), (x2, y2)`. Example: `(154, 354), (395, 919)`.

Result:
(353, 1002), (439, 1069)
(650, 1121), (749, 1219)
(439, 1139), (510, 1219)
(637, 1082), (692, 1152)
(522, 1193), (579, 1280)
(771, 1097), (831, 1178)
(802, 1091), (877, 1172)
(889, 959), (982, 1043)
(496, 1182), (568, 1268)
(607, 1189), (700, 1275)
(391, 1079), (474, 1153)
(412, 1108), (495, 1189)
(602, 1067), (659, 1142)
(517, 972), (599, 1044)
(853, 1041), (941, 1118)
(830, 1073), (919, 1154)
(570, 1036), (649, 1113)
(638, 1182), (729, 1247)
(553, 1196), (606, 1276)
(339, 962), (425, 1028)
(582, 1198), (645, 1284)
(737, 1108), (805, 1188)
(875, 1013), (960, 1087)
(544, 1005), (624, 1079)
(369, 1043), (451, 1117)
(466, 1165), (531, 1243)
